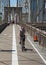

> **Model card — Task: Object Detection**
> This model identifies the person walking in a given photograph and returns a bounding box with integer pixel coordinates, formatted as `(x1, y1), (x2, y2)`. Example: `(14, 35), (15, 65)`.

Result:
(19, 26), (26, 51)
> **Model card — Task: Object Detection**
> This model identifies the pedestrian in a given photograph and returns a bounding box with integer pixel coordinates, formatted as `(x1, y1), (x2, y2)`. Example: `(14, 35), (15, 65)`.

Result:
(19, 26), (26, 51)
(12, 20), (14, 24)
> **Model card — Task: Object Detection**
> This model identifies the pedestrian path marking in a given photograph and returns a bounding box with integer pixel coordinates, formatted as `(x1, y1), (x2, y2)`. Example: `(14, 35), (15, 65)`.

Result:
(4, 34), (7, 36)
(12, 24), (19, 65)
(17, 25), (46, 64)
(27, 37), (46, 64)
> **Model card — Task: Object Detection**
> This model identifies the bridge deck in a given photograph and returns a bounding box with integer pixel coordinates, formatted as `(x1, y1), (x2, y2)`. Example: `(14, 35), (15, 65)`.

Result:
(0, 24), (46, 65)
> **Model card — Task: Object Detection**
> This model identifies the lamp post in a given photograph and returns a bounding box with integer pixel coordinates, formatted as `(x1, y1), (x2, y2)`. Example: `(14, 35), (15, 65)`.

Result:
(25, 0), (28, 23)
(5, 9), (8, 23)
(36, 0), (39, 23)
(28, 0), (30, 23)
(17, 0), (18, 7)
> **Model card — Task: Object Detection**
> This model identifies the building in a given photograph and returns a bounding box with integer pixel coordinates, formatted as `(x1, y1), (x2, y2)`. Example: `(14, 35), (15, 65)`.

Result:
(17, 0), (30, 23)
(37, 0), (45, 23)
(0, 0), (10, 21)
(30, 0), (46, 23)
(17, 0), (46, 23)
(43, 0), (46, 22)
(17, 0), (29, 13)
(17, 0), (37, 23)
(30, 0), (37, 23)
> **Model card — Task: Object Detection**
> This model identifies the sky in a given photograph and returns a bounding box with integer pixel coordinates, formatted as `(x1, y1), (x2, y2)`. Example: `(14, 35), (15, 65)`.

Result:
(10, 0), (46, 8)
(10, 0), (17, 7)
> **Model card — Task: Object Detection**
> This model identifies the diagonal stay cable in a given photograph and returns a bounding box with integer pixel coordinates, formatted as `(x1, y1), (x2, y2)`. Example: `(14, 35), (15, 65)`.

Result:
(18, 54), (44, 64)
(0, 60), (12, 65)
(0, 61), (8, 65)
(0, 35), (12, 46)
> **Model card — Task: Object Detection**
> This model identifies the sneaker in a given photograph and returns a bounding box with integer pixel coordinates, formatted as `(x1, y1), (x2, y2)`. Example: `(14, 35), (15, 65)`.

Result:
(19, 42), (21, 44)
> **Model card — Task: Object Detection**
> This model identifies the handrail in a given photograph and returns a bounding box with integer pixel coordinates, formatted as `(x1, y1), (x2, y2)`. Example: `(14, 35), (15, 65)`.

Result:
(20, 23), (46, 47)
(24, 23), (46, 37)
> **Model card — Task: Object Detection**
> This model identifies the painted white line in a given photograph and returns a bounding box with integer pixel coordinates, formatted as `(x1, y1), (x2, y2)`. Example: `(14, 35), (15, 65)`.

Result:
(27, 38), (46, 64)
(17, 25), (46, 64)
(4, 34), (7, 36)
(12, 24), (19, 65)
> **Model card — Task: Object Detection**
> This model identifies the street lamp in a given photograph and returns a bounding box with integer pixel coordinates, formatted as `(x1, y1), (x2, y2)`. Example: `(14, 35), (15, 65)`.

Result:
(25, 0), (28, 13)
(17, 0), (18, 7)
(25, 0), (28, 23)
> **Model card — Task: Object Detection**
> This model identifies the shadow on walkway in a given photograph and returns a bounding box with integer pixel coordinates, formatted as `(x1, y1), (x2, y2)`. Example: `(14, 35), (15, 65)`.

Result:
(24, 48), (33, 52)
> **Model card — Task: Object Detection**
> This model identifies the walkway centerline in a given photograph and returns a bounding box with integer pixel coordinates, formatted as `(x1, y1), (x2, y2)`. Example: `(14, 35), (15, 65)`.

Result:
(12, 24), (19, 65)
(27, 38), (46, 64)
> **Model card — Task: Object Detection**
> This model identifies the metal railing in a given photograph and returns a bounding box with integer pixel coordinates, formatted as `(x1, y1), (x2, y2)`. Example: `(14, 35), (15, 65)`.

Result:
(20, 23), (46, 48)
